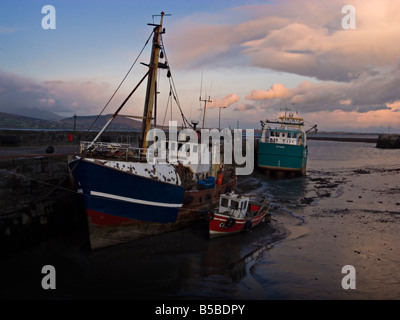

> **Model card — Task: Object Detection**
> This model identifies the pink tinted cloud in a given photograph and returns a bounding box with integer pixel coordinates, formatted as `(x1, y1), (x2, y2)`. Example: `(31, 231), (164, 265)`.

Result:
(0, 72), (115, 117)
(166, 0), (400, 129)
(242, 0), (400, 82)
(169, 0), (400, 80)
(246, 83), (290, 101)
(245, 62), (400, 114)
(310, 109), (400, 131)
(207, 93), (239, 109)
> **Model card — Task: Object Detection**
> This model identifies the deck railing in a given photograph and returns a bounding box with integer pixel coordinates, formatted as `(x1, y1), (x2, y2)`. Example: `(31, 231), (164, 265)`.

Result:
(79, 141), (151, 162)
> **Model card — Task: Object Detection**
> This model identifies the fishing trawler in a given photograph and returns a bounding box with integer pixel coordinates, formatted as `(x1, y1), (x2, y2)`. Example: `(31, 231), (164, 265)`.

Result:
(68, 12), (236, 249)
(257, 107), (317, 176)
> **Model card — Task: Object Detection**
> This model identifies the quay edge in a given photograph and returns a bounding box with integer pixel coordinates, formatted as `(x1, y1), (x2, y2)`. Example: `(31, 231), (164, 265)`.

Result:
(0, 154), (88, 254)
(376, 134), (400, 149)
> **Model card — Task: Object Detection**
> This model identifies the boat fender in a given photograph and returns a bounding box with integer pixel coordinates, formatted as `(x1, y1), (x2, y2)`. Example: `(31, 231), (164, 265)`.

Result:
(45, 146), (54, 154)
(244, 220), (252, 232)
(217, 172), (223, 186)
(224, 217), (236, 229)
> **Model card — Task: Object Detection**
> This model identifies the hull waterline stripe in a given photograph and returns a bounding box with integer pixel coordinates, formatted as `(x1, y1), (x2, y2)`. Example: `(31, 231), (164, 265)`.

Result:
(90, 191), (183, 208)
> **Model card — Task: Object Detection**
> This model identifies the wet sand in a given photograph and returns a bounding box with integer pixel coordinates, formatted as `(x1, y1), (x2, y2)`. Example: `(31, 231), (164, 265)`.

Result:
(255, 165), (400, 299)
(0, 200), (286, 300)
(0, 223), (286, 300)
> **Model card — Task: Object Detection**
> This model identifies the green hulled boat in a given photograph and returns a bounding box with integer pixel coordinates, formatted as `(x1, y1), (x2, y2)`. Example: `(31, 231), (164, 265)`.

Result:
(257, 108), (317, 176)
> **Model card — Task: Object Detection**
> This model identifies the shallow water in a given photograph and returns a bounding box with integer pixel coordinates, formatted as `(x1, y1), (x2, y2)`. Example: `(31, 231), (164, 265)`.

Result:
(238, 140), (400, 300)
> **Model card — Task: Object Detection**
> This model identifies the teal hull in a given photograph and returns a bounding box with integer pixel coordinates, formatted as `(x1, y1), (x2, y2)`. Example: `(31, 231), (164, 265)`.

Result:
(257, 141), (308, 174)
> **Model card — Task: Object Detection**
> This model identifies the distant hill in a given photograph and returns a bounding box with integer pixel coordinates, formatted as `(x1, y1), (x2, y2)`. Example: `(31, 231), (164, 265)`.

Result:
(0, 107), (63, 121)
(0, 112), (143, 131)
(0, 112), (59, 129)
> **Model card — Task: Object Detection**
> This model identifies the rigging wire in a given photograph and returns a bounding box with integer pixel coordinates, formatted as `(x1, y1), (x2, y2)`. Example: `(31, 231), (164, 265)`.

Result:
(162, 89), (173, 128)
(87, 30), (154, 132)
(160, 34), (193, 129)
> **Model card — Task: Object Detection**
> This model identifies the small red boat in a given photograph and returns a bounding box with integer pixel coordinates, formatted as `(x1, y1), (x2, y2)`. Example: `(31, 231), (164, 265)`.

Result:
(207, 191), (271, 238)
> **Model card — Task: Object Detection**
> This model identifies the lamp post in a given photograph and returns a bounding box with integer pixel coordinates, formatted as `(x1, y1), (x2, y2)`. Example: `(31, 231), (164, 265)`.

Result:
(218, 106), (226, 130)
(73, 114), (77, 132)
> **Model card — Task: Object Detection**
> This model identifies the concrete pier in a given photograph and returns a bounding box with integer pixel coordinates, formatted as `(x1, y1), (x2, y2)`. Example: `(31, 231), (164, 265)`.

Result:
(376, 134), (400, 149)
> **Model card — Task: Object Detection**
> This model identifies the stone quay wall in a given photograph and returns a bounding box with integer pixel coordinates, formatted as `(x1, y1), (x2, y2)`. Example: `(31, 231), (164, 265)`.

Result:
(0, 155), (86, 253)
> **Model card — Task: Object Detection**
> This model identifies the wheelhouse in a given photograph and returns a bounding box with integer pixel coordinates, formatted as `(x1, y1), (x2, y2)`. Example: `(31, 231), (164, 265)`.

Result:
(218, 192), (249, 218)
(261, 128), (305, 146)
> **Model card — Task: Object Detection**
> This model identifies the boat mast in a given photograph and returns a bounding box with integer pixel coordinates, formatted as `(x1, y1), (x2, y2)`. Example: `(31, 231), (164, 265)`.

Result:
(139, 12), (165, 149)
(200, 95), (212, 129)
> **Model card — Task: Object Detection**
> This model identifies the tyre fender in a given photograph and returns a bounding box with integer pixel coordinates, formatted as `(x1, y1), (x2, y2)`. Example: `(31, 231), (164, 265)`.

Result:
(224, 217), (236, 228)
(244, 220), (252, 232)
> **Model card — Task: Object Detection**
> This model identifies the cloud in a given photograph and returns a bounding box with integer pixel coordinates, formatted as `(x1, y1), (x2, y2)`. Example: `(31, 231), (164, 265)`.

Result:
(156, 0), (400, 133)
(245, 63), (400, 115)
(167, 23), (235, 69)
(307, 109), (400, 132)
(233, 103), (256, 112)
(207, 93), (239, 109)
(387, 100), (400, 111)
(169, 0), (400, 82)
(246, 83), (289, 101)
(167, 0), (400, 121)
(0, 72), (115, 118)
(339, 99), (352, 105)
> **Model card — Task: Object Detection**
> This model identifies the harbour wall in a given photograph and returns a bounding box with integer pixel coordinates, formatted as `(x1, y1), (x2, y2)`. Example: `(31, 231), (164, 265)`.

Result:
(1, 129), (388, 148)
(376, 134), (400, 149)
(307, 136), (377, 143)
(0, 155), (87, 254)
(0, 129), (141, 147)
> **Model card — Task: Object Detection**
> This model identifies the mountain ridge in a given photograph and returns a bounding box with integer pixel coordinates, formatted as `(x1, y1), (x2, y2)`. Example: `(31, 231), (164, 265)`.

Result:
(0, 112), (143, 131)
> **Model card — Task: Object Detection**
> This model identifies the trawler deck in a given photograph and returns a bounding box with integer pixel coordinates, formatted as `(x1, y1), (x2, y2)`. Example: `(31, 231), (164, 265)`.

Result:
(80, 141), (150, 162)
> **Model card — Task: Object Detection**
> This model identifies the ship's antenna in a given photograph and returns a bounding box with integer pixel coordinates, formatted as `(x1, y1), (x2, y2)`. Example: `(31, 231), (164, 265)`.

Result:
(199, 68), (212, 128)
(152, 12), (171, 24)
(199, 67), (203, 104)
(200, 91), (212, 129)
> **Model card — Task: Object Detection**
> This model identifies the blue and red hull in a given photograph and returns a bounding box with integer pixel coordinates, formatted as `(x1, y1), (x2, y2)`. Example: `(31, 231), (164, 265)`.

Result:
(69, 158), (236, 248)
(69, 159), (184, 224)
(69, 158), (187, 248)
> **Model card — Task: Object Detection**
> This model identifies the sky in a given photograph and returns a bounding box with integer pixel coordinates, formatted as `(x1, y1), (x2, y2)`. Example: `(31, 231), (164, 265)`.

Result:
(1, 0), (399, 133)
